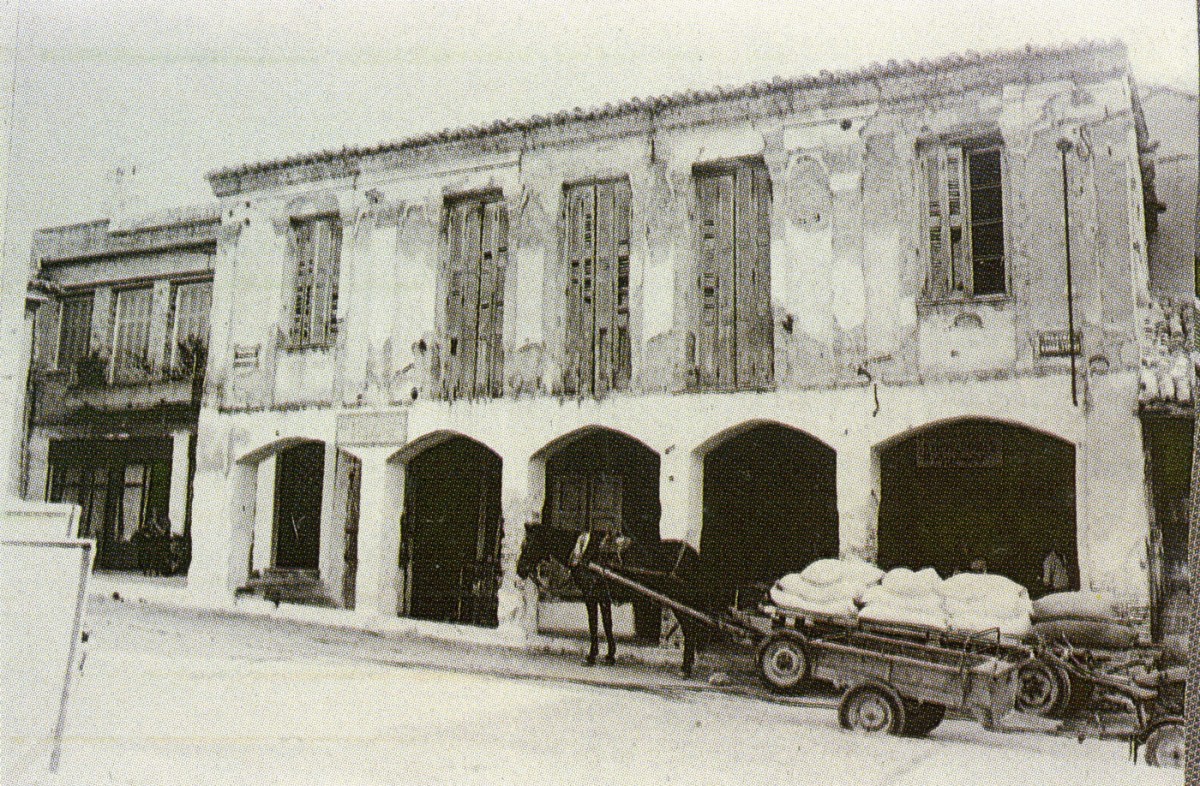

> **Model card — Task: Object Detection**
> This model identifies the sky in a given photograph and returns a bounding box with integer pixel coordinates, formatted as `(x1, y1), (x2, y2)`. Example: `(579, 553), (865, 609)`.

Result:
(1, 0), (1197, 282)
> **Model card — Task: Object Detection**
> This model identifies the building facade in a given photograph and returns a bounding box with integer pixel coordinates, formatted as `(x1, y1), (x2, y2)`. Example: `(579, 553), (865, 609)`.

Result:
(23, 41), (1193, 649)
(26, 207), (218, 573)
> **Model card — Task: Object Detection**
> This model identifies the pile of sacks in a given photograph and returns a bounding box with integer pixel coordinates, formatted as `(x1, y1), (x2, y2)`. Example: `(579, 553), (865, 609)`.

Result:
(769, 558), (884, 617)
(857, 567), (947, 629)
(853, 567), (1035, 639)
(940, 572), (1033, 639)
(770, 559), (1043, 642)
(1030, 591), (1137, 649)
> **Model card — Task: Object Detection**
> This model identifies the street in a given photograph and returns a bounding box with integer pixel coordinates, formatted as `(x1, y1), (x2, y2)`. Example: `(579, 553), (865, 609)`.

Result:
(41, 597), (1178, 786)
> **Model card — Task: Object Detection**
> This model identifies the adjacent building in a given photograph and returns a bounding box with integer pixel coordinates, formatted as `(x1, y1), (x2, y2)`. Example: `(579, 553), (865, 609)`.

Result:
(26, 207), (218, 572)
(21, 41), (1197, 649)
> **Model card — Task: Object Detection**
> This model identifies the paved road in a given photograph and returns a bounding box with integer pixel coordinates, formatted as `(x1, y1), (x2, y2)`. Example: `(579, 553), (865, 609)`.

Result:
(41, 597), (1174, 786)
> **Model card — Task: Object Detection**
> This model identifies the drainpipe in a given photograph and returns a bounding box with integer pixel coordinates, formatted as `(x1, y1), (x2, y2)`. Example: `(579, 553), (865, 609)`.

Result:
(1057, 138), (1078, 407)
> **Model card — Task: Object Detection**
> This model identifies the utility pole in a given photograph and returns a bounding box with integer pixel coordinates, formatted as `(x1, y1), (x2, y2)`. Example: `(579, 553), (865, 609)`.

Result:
(1057, 138), (1078, 407)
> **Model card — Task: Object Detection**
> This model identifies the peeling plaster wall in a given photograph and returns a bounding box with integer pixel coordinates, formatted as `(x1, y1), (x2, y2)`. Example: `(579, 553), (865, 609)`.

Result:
(206, 71), (1144, 409)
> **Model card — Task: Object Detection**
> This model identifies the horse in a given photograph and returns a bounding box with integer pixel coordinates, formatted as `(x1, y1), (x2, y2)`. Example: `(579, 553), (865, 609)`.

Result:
(517, 523), (711, 677)
(516, 523), (622, 666)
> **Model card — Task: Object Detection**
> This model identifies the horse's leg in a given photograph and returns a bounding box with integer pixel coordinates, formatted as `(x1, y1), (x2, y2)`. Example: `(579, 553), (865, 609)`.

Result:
(680, 621), (696, 678)
(584, 600), (599, 666)
(600, 600), (616, 664)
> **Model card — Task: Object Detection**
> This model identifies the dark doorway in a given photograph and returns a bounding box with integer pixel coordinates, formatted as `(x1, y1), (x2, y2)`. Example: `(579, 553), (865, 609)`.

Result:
(1143, 415), (1192, 647)
(542, 428), (661, 641)
(274, 442), (325, 570)
(878, 420), (1077, 594)
(403, 436), (503, 627)
(701, 423), (838, 608)
(48, 438), (172, 572)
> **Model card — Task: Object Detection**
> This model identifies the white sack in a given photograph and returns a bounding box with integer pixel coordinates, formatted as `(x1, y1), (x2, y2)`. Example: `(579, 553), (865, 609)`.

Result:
(880, 567), (943, 597)
(775, 575), (859, 604)
(858, 603), (948, 630)
(939, 572), (1027, 601)
(769, 585), (857, 617)
(1032, 591), (1122, 622)
(840, 556), (885, 585)
(859, 584), (945, 616)
(799, 558), (849, 587)
(943, 593), (1026, 620)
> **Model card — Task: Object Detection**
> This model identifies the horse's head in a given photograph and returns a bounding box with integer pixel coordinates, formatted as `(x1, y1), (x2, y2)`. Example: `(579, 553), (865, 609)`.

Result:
(517, 523), (566, 582)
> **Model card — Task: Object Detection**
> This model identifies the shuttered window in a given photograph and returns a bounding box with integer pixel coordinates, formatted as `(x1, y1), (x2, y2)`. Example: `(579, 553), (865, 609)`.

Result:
(440, 194), (507, 399)
(921, 142), (1006, 299)
(57, 294), (94, 371)
(694, 160), (773, 390)
(167, 280), (213, 373)
(289, 216), (341, 348)
(562, 179), (632, 396)
(111, 287), (152, 383)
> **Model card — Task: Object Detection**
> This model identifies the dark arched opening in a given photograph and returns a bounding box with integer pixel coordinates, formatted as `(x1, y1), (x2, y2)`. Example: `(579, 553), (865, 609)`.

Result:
(402, 436), (503, 627)
(541, 428), (661, 641)
(274, 441), (326, 570)
(700, 423), (839, 608)
(878, 419), (1077, 594)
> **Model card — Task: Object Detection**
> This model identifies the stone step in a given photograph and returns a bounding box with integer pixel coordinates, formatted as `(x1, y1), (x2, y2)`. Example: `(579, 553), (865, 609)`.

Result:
(248, 568), (321, 588)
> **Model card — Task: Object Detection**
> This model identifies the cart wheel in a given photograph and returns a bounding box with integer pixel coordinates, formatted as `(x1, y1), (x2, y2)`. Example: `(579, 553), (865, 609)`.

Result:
(1144, 720), (1185, 769)
(838, 684), (906, 735)
(758, 634), (809, 694)
(901, 702), (946, 737)
(1015, 660), (1067, 718)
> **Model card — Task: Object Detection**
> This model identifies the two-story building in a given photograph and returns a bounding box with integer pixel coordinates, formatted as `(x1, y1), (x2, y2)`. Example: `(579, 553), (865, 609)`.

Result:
(26, 206), (218, 573)
(157, 40), (1164, 646)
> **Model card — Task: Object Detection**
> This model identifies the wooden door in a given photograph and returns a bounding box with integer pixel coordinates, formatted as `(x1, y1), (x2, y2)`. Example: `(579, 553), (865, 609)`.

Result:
(550, 472), (624, 534)
(274, 443), (325, 570)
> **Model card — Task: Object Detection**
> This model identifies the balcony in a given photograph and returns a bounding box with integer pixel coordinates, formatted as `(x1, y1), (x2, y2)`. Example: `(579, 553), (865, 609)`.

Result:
(35, 344), (207, 425)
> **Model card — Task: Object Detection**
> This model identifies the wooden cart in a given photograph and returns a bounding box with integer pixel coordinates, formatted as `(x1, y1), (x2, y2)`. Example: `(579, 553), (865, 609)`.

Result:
(588, 562), (1020, 737)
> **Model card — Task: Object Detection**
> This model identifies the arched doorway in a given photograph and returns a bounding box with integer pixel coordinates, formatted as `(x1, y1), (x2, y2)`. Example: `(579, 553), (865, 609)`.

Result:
(402, 436), (503, 627)
(540, 427), (661, 641)
(877, 419), (1077, 594)
(700, 423), (838, 608)
(273, 441), (325, 570)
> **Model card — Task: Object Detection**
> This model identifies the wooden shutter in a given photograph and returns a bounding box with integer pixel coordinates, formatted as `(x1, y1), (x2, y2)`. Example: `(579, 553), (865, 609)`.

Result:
(441, 194), (506, 399)
(945, 147), (967, 295)
(562, 180), (632, 396)
(735, 162), (773, 388)
(292, 220), (316, 345)
(923, 145), (967, 298)
(613, 181), (632, 390)
(594, 181), (617, 395)
(923, 149), (947, 299)
(696, 162), (769, 389)
(477, 200), (507, 397)
(696, 172), (732, 387)
(37, 299), (62, 371)
(442, 200), (469, 398)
